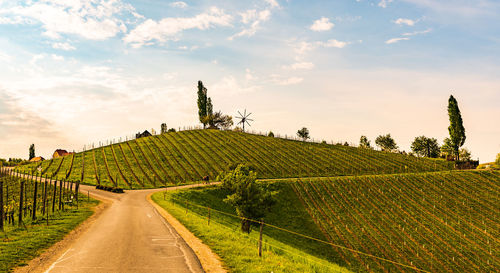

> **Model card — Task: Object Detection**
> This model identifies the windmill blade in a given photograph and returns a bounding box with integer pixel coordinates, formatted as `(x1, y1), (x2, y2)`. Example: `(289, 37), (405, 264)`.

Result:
(246, 118), (254, 122)
(238, 110), (243, 117)
(246, 120), (252, 127)
(244, 109), (247, 117)
(246, 112), (252, 118)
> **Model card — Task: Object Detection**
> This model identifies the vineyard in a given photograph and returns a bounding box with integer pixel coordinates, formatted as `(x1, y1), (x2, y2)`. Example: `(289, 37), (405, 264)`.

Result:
(290, 170), (500, 273)
(0, 168), (98, 271)
(16, 130), (454, 189)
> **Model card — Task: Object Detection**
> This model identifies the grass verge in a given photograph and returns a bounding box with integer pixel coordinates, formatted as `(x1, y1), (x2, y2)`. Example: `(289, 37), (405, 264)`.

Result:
(0, 194), (99, 273)
(152, 184), (351, 273)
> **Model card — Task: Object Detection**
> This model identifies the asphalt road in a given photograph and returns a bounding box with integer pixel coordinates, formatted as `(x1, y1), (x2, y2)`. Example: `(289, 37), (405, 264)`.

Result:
(44, 184), (205, 273)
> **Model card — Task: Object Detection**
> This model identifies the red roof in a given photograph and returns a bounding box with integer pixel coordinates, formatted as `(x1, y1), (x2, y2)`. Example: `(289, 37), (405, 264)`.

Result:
(54, 149), (69, 156)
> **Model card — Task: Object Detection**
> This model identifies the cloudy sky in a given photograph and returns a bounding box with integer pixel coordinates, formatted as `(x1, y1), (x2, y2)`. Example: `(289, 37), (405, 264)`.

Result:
(0, 0), (499, 162)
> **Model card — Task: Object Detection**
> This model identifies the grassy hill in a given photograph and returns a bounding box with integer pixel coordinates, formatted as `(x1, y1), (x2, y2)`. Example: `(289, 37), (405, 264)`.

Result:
(18, 129), (454, 188)
(153, 170), (500, 273)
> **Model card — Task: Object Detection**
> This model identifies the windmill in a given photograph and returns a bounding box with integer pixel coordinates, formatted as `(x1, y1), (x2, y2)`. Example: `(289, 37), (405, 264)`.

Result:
(236, 109), (253, 132)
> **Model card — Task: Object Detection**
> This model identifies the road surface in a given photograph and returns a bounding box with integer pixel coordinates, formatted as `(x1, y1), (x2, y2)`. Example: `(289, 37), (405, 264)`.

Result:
(44, 184), (205, 273)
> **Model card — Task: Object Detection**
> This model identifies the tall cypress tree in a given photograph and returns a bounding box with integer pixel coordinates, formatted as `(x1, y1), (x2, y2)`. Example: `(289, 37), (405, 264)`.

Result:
(447, 95), (466, 160)
(29, 144), (35, 160)
(197, 81), (208, 128)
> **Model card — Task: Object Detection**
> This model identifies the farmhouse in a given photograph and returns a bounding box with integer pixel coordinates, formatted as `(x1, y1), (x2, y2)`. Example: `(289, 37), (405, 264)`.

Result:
(29, 156), (45, 162)
(53, 149), (73, 159)
(136, 130), (152, 139)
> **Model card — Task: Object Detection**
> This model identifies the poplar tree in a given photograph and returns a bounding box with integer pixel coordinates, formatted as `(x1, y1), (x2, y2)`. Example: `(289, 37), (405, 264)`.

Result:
(447, 95), (466, 160)
(29, 144), (35, 160)
(197, 81), (213, 128)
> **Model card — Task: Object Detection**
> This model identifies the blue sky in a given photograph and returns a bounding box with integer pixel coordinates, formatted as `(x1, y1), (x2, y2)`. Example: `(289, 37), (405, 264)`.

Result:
(0, 0), (499, 162)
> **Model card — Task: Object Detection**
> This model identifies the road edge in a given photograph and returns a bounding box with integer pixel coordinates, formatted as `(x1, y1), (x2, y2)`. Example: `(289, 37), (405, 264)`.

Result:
(13, 196), (111, 273)
(147, 193), (227, 273)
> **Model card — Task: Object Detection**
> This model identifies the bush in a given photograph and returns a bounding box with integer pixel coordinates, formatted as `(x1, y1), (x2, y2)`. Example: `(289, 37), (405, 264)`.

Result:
(268, 131), (274, 137)
(96, 184), (124, 193)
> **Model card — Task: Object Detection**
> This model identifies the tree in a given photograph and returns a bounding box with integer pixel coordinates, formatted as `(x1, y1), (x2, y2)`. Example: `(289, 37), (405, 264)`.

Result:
(197, 81), (212, 128)
(359, 136), (371, 149)
(447, 95), (466, 160)
(29, 144), (35, 160)
(459, 148), (472, 161)
(167, 128), (176, 132)
(161, 123), (168, 134)
(375, 134), (398, 152)
(218, 165), (276, 233)
(202, 111), (233, 130)
(411, 136), (440, 158)
(440, 137), (454, 158)
(268, 131), (274, 137)
(495, 153), (500, 168)
(297, 127), (310, 141)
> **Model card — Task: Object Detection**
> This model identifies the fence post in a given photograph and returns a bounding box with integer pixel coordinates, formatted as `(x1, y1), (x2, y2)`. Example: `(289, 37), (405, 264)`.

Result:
(59, 180), (63, 210)
(0, 177), (3, 231)
(32, 176), (38, 221)
(19, 179), (24, 225)
(259, 221), (264, 257)
(42, 178), (48, 216)
(52, 179), (57, 213)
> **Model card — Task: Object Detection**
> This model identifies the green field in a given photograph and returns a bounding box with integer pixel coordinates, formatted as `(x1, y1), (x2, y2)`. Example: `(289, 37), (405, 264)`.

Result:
(0, 173), (99, 272)
(153, 170), (499, 273)
(17, 130), (454, 189)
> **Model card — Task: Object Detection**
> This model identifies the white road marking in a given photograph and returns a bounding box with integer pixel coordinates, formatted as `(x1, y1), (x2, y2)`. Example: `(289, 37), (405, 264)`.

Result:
(44, 248), (74, 273)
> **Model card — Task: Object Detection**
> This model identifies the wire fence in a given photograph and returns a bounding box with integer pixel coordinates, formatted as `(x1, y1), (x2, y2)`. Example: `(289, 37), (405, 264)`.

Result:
(163, 193), (431, 273)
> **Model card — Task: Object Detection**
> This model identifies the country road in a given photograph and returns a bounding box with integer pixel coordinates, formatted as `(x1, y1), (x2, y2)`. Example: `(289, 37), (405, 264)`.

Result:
(37, 183), (206, 273)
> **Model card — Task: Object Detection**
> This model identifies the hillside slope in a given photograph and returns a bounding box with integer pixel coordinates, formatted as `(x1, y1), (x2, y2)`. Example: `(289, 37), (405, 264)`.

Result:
(18, 129), (454, 188)
(157, 170), (500, 273)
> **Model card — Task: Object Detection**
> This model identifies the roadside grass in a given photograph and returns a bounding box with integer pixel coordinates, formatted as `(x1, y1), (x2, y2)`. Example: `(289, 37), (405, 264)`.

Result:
(152, 184), (351, 273)
(0, 195), (99, 273)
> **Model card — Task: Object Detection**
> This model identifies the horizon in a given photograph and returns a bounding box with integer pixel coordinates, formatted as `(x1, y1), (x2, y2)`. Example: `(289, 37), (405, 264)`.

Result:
(1, 0), (499, 162)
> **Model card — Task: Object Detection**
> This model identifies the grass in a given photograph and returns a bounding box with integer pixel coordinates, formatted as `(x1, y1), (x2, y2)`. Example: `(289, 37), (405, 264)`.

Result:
(0, 195), (99, 273)
(17, 130), (454, 189)
(152, 185), (352, 273)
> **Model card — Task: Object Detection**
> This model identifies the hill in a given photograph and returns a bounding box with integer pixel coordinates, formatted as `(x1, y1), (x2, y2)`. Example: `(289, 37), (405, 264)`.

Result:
(17, 129), (454, 188)
(153, 170), (500, 273)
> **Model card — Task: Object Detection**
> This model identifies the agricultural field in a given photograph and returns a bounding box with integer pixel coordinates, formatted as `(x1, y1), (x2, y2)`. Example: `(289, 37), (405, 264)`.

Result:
(153, 170), (499, 273)
(0, 170), (99, 272)
(16, 130), (454, 189)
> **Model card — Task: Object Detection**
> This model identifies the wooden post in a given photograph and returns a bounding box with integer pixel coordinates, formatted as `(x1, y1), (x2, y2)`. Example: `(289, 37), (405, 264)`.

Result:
(32, 176), (38, 221)
(19, 180), (24, 226)
(0, 177), (3, 231)
(258, 221), (264, 257)
(52, 179), (57, 213)
(58, 180), (63, 210)
(42, 178), (48, 216)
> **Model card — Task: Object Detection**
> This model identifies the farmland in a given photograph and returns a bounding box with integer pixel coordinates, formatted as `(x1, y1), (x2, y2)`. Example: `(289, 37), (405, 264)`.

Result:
(16, 130), (454, 189)
(153, 170), (499, 273)
(0, 169), (99, 272)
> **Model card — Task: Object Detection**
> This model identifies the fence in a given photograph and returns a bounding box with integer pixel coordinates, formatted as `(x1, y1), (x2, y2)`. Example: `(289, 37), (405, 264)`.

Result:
(163, 193), (431, 273)
(0, 167), (82, 231)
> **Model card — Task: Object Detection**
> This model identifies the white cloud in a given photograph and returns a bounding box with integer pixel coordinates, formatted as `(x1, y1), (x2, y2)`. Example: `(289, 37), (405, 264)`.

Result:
(283, 62), (314, 70)
(0, 0), (136, 40)
(393, 18), (416, 26)
(170, 1), (188, 8)
(401, 0), (500, 17)
(51, 54), (64, 61)
(402, 28), (432, 36)
(264, 0), (280, 8)
(52, 42), (76, 51)
(378, 0), (393, 8)
(320, 39), (348, 48)
(385, 37), (410, 44)
(310, 17), (334, 32)
(124, 7), (232, 48)
(276, 77), (303, 85)
(212, 76), (260, 96)
(245, 69), (257, 81)
(229, 9), (271, 40)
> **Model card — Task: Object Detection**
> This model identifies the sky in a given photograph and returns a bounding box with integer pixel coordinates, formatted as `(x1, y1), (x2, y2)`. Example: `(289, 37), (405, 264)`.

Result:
(0, 0), (499, 162)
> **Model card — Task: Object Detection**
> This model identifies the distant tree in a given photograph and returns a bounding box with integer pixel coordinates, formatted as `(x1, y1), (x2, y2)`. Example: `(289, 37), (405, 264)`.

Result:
(167, 128), (176, 132)
(495, 153), (500, 168)
(207, 97), (213, 117)
(440, 137), (454, 159)
(219, 164), (276, 233)
(203, 111), (233, 130)
(459, 148), (472, 161)
(161, 123), (168, 134)
(197, 81), (212, 128)
(233, 127), (243, 132)
(411, 136), (440, 158)
(29, 144), (35, 160)
(344, 142), (349, 146)
(297, 127), (310, 141)
(359, 136), (371, 149)
(375, 134), (398, 152)
(447, 95), (466, 160)
(268, 131), (274, 137)
(321, 140), (327, 144)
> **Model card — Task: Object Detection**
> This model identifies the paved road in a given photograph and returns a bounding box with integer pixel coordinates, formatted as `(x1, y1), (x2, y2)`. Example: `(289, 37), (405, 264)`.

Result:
(44, 184), (205, 273)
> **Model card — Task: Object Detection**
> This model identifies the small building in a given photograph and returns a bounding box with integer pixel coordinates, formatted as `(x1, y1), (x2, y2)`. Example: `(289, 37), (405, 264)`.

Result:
(29, 156), (45, 162)
(53, 149), (71, 159)
(136, 130), (152, 139)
